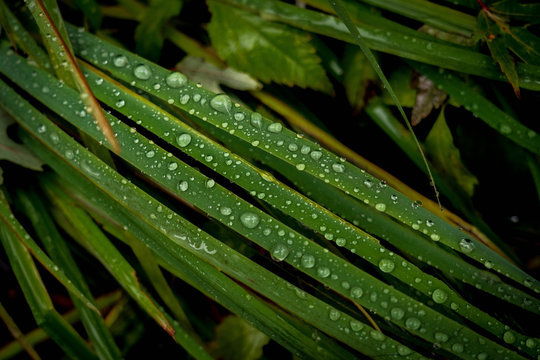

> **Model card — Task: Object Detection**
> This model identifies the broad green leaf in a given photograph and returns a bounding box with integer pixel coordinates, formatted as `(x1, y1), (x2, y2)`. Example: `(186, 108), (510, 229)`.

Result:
(425, 108), (478, 197)
(211, 316), (270, 360)
(411, 74), (447, 126)
(176, 56), (262, 94)
(207, 0), (332, 93)
(0, 108), (43, 171)
(342, 45), (377, 111)
(134, 0), (182, 61)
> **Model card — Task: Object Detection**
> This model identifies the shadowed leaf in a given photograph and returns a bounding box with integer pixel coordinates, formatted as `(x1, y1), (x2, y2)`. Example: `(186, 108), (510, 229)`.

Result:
(411, 74), (447, 126)
(210, 316), (270, 360)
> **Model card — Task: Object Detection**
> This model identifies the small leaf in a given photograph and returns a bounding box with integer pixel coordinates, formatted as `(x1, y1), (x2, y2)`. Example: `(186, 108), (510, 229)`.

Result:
(0, 109), (42, 171)
(491, 0), (540, 24)
(210, 316), (270, 360)
(425, 108), (478, 196)
(411, 74), (447, 126)
(176, 56), (262, 94)
(207, 1), (332, 93)
(342, 45), (377, 111)
(134, 0), (183, 61)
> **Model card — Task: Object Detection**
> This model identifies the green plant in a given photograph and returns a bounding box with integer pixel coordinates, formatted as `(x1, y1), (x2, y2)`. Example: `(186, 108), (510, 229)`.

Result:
(0, 0), (539, 359)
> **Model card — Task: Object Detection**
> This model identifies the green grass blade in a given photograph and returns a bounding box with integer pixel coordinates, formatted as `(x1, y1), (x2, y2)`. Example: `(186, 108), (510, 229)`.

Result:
(62, 29), (540, 294)
(0, 194), (98, 360)
(1, 42), (535, 360)
(0, 301), (41, 360)
(213, 0), (540, 90)
(14, 188), (122, 360)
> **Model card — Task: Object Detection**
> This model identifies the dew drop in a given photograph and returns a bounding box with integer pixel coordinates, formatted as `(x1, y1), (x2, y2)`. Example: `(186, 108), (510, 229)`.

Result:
(301, 145), (311, 154)
(336, 238), (346, 247)
(350, 320), (363, 331)
(397, 346), (412, 356)
(430, 234), (440, 241)
(451, 343), (463, 353)
(113, 55), (128, 67)
(166, 72), (187, 88)
(240, 212), (260, 229)
(115, 99), (125, 108)
(503, 331), (515, 344)
(431, 289), (448, 304)
(134, 64), (152, 80)
(210, 94), (232, 113)
(177, 133), (192, 147)
(390, 307), (404, 320)
(268, 122), (283, 133)
(234, 112), (245, 121)
(477, 353), (488, 360)
(146, 150), (155, 158)
(332, 163), (345, 173)
(526, 338), (536, 348)
(296, 163), (306, 171)
(64, 150), (74, 159)
(434, 332), (448, 342)
(271, 243), (290, 261)
(458, 238), (475, 253)
(50, 133), (59, 144)
(301, 254), (315, 268)
(350, 287), (363, 298)
(220, 207), (232, 216)
(405, 317), (421, 330)
(370, 331), (385, 341)
(37, 125), (46, 133)
(328, 309), (341, 321)
(375, 203), (386, 212)
(250, 112), (262, 129)
(426, 220), (434, 227)
(317, 267), (330, 278)
(500, 125), (512, 134)
(205, 179), (215, 188)
(310, 151), (322, 160)
(177, 180), (189, 192)
(378, 259), (395, 273)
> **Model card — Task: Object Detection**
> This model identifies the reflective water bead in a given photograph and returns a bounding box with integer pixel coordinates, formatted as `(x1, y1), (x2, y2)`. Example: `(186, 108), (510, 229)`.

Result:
(332, 163), (345, 173)
(350, 320), (363, 331)
(390, 307), (404, 320)
(317, 267), (330, 278)
(113, 55), (128, 67)
(458, 238), (475, 253)
(134, 64), (152, 80)
(250, 112), (262, 128)
(301, 145), (311, 154)
(234, 112), (245, 121)
(168, 162), (178, 170)
(296, 163), (305, 171)
(205, 179), (215, 188)
(370, 331), (384, 341)
(146, 150), (155, 158)
(397, 346), (412, 356)
(210, 94), (232, 113)
(271, 243), (290, 261)
(177, 180), (188, 192)
(301, 254), (315, 268)
(350, 287), (363, 298)
(310, 151), (322, 160)
(220, 207), (232, 216)
(240, 212), (260, 229)
(64, 150), (74, 159)
(116, 99), (125, 108)
(177, 133), (192, 147)
(451, 343), (463, 353)
(503, 331), (515, 344)
(268, 122), (283, 133)
(405, 317), (421, 330)
(166, 72), (187, 88)
(378, 259), (395, 273)
(526, 339), (536, 348)
(375, 203), (386, 212)
(477, 353), (488, 360)
(328, 309), (341, 321)
(336, 238), (346, 247)
(434, 332), (448, 342)
(431, 289), (448, 304)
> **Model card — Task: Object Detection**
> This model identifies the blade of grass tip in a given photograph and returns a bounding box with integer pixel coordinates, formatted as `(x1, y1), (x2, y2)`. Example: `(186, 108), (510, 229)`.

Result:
(15, 188), (122, 360)
(24, 0), (120, 153)
(0, 190), (99, 313)
(328, 0), (442, 209)
(0, 292), (121, 360)
(0, 214), (98, 360)
(0, 301), (41, 360)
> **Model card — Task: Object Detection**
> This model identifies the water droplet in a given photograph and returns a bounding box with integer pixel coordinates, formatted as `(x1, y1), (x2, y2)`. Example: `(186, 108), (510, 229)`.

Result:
(328, 309), (341, 321)
(268, 122), (283, 133)
(206, 179), (215, 188)
(431, 289), (448, 304)
(426, 220), (434, 227)
(180, 94), (190, 104)
(503, 331), (515, 344)
(296, 163), (305, 171)
(37, 125), (46, 133)
(350, 320), (363, 331)
(64, 150), (74, 159)
(378, 259), (395, 273)
(166, 72), (187, 88)
(116, 99), (125, 108)
(134, 64), (152, 80)
(350, 287), (363, 298)
(113, 55), (128, 67)
(526, 338), (536, 348)
(288, 143), (298, 151)
(430, 234), (440, 241)
(390, 307), (404, 320)
(370, 330), (385, 341)
(301, 145), (311, 154)
(210, 94), (232, 113)
(484, 260), (493, 269)
(500, 125), (512, 134)
(405, 317), (421, 330)
(301, 254), (315, 268)
(177, 180), (188, 192)
(451, 343), (463, 353)
(220, 207), (232, 216)
(477, 353), (488, 360)
(458, 238), (475, 253)
(317, 267), (330, 278)
(375, 203), (386, 212)
(50, 133), (59, 144)
(336, 238), (346, 247)
(397, 346), (412, 356)
(234, 112), (245, 121)
(250, 112), (262, 128)
(310, 151), (322, 160)
(240, 212), (260, 229)
(271, 243), (290, 261)
(332, 163), (345, 173)
(434, 332), (448, 342)
(146, 150), (155, 158)
(177, 133), (192, 147)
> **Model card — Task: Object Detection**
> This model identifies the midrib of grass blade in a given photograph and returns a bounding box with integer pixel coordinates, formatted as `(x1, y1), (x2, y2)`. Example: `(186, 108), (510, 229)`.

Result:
(1, 49), (531, 360)
(15, 188), (121, 360)
(0, 196), (97, 360)
(1, 80), (411, 360)
(213, 0), (540, 91)
(410, 61), (540, 156)
(77, 62), (540, 350)
(0, 292), (122, 360)
(64, 29), (540, 294)
(0, 186), (98, 312)
(23, 0), (119, 153)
